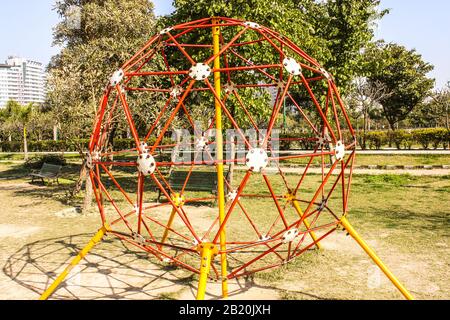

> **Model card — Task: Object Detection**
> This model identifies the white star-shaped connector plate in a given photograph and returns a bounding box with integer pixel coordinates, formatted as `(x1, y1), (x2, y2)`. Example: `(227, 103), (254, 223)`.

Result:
(110, 69), (124, 86)
(320, 67), (331, 80)
(283, 57), (302, 76)
(281, 228), (299, 243)
(334, 141), (346, 161)
(159, 27), (173, 35)
(137, 153), (156, 176)
(189, 63), (211, 81)
(244, 22), (261, 29)
(246, 148), (269, 172)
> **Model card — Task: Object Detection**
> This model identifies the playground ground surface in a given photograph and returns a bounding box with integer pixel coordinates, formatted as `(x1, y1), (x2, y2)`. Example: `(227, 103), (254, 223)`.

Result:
(0, 160), (448, 300)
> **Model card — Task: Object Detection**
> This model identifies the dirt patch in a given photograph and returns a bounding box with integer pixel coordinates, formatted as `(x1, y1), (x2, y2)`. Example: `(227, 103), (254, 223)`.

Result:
(0, 224), (42, 238)
(0, 183), (46, 191)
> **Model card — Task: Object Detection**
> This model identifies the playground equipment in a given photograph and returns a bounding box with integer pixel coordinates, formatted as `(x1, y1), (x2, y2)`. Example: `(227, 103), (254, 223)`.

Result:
(40, 17), (413, 300)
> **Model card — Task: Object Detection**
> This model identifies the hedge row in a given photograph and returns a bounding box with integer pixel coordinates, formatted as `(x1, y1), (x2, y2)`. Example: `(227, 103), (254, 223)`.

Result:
(0, 137), (175, 153)
(1, 129), (448, 152)
(360, 128), (450, 150)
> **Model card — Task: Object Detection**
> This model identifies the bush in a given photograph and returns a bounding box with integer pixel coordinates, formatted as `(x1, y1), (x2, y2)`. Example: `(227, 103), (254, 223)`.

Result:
(24, 154), (67, 169)
(364, 131), (387, 150)
(390, 130), (409, 150)
(0, 141), (22, 152)
(412, 128), (444, 150)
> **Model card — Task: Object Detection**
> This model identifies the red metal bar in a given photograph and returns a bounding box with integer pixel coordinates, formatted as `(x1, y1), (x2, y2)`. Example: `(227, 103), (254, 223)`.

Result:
(262, 174), (289, 228)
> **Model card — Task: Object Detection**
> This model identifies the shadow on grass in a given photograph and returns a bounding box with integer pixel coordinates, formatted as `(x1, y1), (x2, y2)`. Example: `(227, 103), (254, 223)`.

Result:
(0, 163), (31, 180)
(3, 233), (197, 300)
(349, 206), (450, 234)
(3, 232), (330, 300)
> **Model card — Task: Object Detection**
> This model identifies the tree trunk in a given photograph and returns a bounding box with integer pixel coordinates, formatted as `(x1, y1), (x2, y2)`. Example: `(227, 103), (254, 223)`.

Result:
(23, 126), (28, 161)
(362, 111), (367, 150)
(53, 124), (58, 141)
(72, 150), (87, 196)
(446, 104), (449, 130)
(83, 174), (93, 212)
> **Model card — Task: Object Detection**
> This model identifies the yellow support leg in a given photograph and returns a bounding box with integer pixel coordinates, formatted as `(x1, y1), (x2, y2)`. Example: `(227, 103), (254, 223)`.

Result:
(39, 224), (110, 300)
(340, 216), (414, 300)
(212, 17), (228, 299)
(196, 243), (218, 300)
(160, 208), (177, 249)
(159, 193), (184, 250)
(291, 197), (322, 250)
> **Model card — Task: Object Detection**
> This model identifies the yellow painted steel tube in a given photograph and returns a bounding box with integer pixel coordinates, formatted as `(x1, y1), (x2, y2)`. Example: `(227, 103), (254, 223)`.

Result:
(39, 224), (110, 300)
(292, 199), (322, 249)
(212, 17), (229, 298)
(159, 207), (177, 249)
(196, 243), (218, 300)
(340, 216), (414, 300)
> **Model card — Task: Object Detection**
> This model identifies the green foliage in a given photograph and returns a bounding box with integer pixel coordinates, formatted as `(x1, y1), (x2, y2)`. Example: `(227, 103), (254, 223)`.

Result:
(363, 131), (387, 150)
(362, 42), (435, 130)
(408, 83), (450, 129)
(413, 128), (449, 150)
(313, 0), (388, 89)
(357, 128), (449, 150)
(0, 137), (175, 153)
(48, 0), (157, 146)
(24, 154), (67, 170)
(166, 0), (385, 92)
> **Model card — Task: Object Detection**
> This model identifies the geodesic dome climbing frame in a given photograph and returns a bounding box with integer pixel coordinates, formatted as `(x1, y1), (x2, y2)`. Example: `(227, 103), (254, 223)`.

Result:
(40, 17), (413, 300)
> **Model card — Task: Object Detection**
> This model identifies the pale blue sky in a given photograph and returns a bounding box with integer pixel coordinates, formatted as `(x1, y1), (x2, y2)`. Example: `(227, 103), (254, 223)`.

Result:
(0, 0), (448, 88)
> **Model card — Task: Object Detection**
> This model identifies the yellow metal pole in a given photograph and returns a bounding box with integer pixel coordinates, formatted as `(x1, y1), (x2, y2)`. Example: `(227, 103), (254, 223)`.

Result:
(160, 207), (177, 249)
(340, 216), (414, 300)
(39, 224), (110, 300)
(196, 243), (218, 300)
(159, 193), (184, 249)
(212, 17), (229, 299)
(291, 198), (322, 249)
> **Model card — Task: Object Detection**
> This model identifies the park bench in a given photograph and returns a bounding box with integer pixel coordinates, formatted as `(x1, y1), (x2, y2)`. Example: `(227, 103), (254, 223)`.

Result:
(30, 163), (63, 185)
(156, 170), (229, 203)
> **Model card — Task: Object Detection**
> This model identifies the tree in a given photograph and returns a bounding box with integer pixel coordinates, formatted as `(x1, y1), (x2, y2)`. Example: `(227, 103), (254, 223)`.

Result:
(362, 41), (435, 130)
(48, 0), (157, 209)
(49, 0), (157, 143)
(430, 83), (450, 129)
(0, 101), (33, 160)
(346, 77), (391, 147)
(312, 0), (388, 91)
(166, 0), (386, 92)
